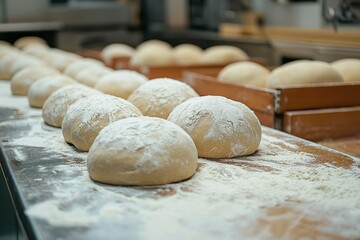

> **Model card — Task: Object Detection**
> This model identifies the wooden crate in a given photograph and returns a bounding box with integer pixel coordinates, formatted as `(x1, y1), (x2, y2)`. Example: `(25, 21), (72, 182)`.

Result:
(182, 72), (360, 141)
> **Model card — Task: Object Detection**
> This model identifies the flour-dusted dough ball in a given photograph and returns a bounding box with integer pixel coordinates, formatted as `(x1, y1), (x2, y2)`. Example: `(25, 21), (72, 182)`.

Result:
(95, 70), (148, 99)
(173, 44), (203, 65)
(14, 36), (48, 49)
(47, 50), (81, 72)
(201, 45), (249, 64)
(0, 51), (22, 80)
(218, 61), (270, 88)
(42, 84), (102, 127)
(128, 78), (199, 118)
(62, 94), (143, 151)
(168, 96), (261, 158)
(266, 61), (344, 89)
(101, 43), (135, 65)
(74, 66), (112, 87)
(130, 47), (175, 67)
(28, 75), (76, 108)
(136, 39), (172, 52)
(331, 58), (360, 83)
(63, 58), (105, 78)
(87, 116), (198, 185)
(11, 66), (59, 96)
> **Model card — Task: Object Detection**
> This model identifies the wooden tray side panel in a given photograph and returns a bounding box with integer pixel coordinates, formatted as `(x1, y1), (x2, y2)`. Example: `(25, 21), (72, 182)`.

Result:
(283, 107), (360, 141)
(183, 72), (275, 114)
(278, 85), (360, 113)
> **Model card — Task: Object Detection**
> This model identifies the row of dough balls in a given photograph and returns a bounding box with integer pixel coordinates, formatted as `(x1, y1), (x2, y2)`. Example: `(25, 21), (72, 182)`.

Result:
(39, 77), (261, 186)
(101, 40), (249, 67)
(217, 59), (360, 89)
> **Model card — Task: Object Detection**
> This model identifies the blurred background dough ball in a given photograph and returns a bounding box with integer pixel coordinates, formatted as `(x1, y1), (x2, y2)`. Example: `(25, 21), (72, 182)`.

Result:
(0, 49), (20, 80)
(11, 66), (60, 96)
(62, 94), (143, 151)
(130, 47), (175, 67)
(136, 39), (172, 52)
(218, 61), (270, 88)
(266, 61), (343, 89)
(47, 50), (81, 72)
(42, 84), (102, 127)
(14, 36), (48, 49)
(9, 55), (46, 76)
(0, 40), (11, 48)
(63, 58), (105, 78)
(95, 70), (148, 99)
(101, 43), (135, 66)
(173, 44), (203, 65)
(28, 75), (76, 108)
(201, 45), (249, 64)
(128, 78), (199, 119)
(74, 66), (113, 87)
(331, 58), (360, 83)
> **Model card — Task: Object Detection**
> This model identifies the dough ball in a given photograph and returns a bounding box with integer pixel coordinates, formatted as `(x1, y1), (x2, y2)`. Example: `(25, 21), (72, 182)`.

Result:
(95, 70), (148, 99)
(168, 96), (261, 158)
(173, 44), (203, 65)
(0, 48), (19, 80)
(42, 84), (102, 127)
(62, 94), (143, 151)
(266, 61), (344, 89)
(0, 40), (11, 48)
(101, 43), (135, 65)
(128, 78), (199, 118)
(22, 44), (49, 56)
(74, 66), (112, 87)
(201, 45), (249, 64)
(11, 66), (59, 96)
(63, 58), (105, 78)
(47, 50), (81, 72)
(14, 36), (48, 49)
(218, 61), (270, 87)
(136, 39), (172, 52)
(130, 47), (175, 67)
(331, 58), (360, 83)
(28, 75), (76, 108)
(9, 56), (46, 76)
(87, 116), (198, 186)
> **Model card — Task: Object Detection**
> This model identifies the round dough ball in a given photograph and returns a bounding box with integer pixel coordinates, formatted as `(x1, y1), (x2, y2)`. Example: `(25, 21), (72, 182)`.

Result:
(62, 94), (142, 151)
(136, 39), (172, 52)
(95, 70), (148, 99)
(14, 36), (48, 49)
(11, 66), (59, 96)
(0, 40), (11, 48)
(168, 96), (261, 158)
(331, 58), (360, 83)
(173, 44), (203, 65)
(130, 47), (175, 67)
(201, 45), (249, 64)
(22, 44), (49, 56)
(63, 58), (105, 78)
(87, 116), (198, 186)
(9, 56), (46, 76)
(266, 61), (344, 89)
(47, 51), (81, 72)
(0, 51), (22, 80)
(42, 84), (102, 127)
(101, 43), (135, 65)
(74, 66), (112, 87)
(128, 78), (199, 119)
(218, 61), (270, 87)
(28, 75), (76, 108)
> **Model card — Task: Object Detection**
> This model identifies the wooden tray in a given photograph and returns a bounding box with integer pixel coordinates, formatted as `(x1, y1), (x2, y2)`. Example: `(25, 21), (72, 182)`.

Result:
(182, 72), (360, 140)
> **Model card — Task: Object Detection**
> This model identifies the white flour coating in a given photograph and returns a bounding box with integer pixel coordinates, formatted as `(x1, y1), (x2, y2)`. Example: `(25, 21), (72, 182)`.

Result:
(127, 78), (199, 117)
(96, 70), (148, 91)
(62, 94), (142, 149)
(28, 75), (75, 96)
(90, 117), (196, 173)
(42, 84), (102, 126)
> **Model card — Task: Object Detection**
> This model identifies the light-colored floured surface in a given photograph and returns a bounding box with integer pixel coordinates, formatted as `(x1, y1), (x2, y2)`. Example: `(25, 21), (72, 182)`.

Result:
(0, 80), (359, 239)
